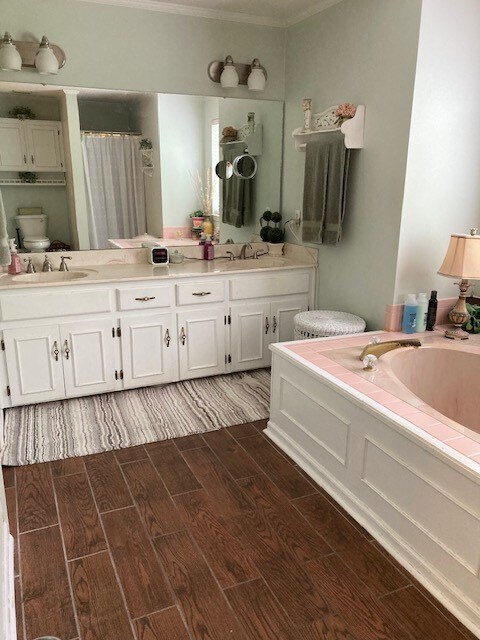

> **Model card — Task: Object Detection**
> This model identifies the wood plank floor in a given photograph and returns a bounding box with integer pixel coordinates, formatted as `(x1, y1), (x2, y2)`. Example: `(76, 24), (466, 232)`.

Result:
(3, 419), (477, 640)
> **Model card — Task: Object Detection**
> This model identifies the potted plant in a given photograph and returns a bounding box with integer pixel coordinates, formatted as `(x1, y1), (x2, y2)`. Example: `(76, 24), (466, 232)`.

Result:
(9, 106), (36, 120)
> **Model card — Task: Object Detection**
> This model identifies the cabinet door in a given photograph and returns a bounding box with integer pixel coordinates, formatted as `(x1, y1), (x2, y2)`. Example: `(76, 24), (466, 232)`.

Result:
(0, 118), (28, 170)
(60, 320), (116, 398)
(24, 121), (64, 171)
(177, 307), (226, 380)
(230, 302), (271, 372)
(270, 296), (309, 344)
(120, 313), (177, 389)
(3, 325), (65, 405)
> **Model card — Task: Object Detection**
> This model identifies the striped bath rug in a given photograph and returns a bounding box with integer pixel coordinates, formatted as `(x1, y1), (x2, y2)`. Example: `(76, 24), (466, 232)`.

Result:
(2, 369), (270, 466)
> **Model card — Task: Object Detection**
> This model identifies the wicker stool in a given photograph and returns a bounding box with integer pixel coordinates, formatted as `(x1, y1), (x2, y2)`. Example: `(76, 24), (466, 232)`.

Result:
(294, 310), (366, 340)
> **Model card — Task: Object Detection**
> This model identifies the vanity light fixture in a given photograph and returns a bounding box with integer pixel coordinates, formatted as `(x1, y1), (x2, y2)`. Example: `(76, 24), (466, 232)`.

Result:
(0, 33), (65, 73)
(35, 36), (59, 74)
(220, 55), (239, 88)
(247, 58), (266, 92)
(208, 56), (267, 91)
(438, 228), (480, 340)
(0, 32), (22, 71)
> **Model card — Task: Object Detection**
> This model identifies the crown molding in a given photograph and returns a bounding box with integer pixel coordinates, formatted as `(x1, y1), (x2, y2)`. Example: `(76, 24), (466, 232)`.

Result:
(285, 0), (345, 26)
(74, 0), (285, 27)
(73, 0), (345, 27)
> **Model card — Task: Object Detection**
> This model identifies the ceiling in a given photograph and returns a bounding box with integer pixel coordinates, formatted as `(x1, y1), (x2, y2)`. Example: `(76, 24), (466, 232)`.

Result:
(75, 0), (344, 27)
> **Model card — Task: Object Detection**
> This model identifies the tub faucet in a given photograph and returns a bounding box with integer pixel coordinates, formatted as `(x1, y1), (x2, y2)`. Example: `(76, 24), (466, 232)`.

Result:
(239, 243), (252, 260)
(59, 256), (72, 271)
(42, 255), (53, 272)
(359, 339), (421, 361)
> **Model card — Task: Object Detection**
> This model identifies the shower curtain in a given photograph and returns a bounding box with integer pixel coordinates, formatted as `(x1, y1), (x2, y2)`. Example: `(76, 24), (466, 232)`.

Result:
(81, 134), (146, 249)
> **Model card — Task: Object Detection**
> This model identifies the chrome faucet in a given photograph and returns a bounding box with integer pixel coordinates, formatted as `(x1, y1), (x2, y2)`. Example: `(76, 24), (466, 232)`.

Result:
(225, 251), (236, 261)
(23, 257), (36, 274)
(359, 339), (421, 361)
(42, 255), (53, 272)
(239, 243), (252, 260)
(59, 256), (72, 271)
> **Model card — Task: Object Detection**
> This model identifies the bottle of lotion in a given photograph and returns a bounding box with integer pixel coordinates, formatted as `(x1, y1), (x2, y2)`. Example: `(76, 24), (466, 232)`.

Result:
(402, 294), (417, 334)
(415, 293), (428, 332)
(203, 235), (214, 261)
(8, 239), (21, 275)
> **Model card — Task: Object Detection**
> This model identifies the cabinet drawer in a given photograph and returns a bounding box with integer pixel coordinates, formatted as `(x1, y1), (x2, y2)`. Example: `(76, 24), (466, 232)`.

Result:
(176, 280), (225, 305)
(0, 289), (112, 321)
(230, 272), (310, 300)
(116, 285), (172, 311)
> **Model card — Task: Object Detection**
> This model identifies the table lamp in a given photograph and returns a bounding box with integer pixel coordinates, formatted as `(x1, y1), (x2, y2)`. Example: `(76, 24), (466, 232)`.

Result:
(438, 228), (480, 339)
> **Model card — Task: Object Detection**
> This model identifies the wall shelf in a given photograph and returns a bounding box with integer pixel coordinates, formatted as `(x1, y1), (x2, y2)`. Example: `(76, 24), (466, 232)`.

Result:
(220, 124), (263, 156)
(0, 179), (66, 187)
(293, 104), (365, 151)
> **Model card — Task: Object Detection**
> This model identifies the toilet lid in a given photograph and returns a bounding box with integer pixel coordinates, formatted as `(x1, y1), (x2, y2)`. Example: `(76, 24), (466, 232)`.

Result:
(23, 236), (49, 242)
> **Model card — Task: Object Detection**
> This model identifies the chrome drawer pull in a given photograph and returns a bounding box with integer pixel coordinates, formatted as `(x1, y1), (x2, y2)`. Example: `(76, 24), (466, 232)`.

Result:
(135, 296), (156, 301)
(64, 339), (70, 360)
(53, 341), (59, 361)
(192, 291), (212, 297)
(272, 316), (277, 334)
(165, 329), (171, 347)
(265, 317), (270, 334)
(180, 327), (186, 345)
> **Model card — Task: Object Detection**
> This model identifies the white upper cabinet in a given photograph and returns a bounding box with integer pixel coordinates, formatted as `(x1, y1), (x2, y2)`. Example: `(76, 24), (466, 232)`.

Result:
(0, 119), (27, 171)
(0, 118), (64, 172)
(24, 121), (64, 171)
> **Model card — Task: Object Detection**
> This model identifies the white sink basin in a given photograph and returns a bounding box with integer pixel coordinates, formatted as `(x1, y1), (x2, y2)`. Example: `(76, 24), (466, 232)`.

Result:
(223, 258), (287, 270)
(11, 270), (96, 283)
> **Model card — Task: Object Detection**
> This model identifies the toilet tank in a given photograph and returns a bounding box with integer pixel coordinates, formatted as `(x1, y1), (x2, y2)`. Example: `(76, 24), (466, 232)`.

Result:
(14, 214), (48, 238)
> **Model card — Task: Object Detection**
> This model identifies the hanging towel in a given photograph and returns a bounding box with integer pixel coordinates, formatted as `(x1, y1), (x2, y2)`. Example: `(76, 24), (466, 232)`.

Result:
(0, 188), (11, 266)
(302, 131), (350, 246)
(222, 145), (251, 228)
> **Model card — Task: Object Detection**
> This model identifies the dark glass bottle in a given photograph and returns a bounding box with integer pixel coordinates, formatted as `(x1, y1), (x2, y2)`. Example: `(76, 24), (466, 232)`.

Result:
(426, 290), (438, 331)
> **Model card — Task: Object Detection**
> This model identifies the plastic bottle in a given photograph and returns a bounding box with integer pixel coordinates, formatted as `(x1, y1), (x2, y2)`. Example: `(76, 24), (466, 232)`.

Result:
(426, 290), (438, 331)
(7, 239), (21, 275)
(203, 235), (214, 261)
(402, 294), (417, 334)
(415, 293), (428, 333)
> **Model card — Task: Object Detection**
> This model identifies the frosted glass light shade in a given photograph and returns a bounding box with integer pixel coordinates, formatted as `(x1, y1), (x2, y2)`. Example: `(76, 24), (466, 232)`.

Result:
(35, 36), (59, 74)
(0, 33), (22, 71)
(247, 59), (266, 92)
(220, 55), (239, 88)
(438, 231), (480, 279)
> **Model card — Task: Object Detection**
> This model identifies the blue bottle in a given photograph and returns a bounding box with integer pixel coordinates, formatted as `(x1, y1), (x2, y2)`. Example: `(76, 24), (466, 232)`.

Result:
(402, 294), (417, 334)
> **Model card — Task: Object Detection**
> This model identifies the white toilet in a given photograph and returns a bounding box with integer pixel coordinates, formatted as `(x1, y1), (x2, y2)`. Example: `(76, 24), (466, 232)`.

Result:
(15, 213), (51, 252)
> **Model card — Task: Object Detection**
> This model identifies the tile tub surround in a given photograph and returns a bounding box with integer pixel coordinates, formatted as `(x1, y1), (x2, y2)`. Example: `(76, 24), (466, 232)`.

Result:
(285, 330), (480, 469)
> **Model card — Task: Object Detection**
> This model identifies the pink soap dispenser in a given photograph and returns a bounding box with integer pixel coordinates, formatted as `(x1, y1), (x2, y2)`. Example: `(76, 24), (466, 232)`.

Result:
(8, 239), (21, 275)
(203, 235), (214, 260)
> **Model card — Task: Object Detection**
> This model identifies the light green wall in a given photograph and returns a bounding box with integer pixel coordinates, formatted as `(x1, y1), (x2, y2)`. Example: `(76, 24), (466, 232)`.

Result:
(394, 0), (480, 303)
(283, 0), (422, 328)
(0, 0), (285, 101)
(78, 99), (135, 132)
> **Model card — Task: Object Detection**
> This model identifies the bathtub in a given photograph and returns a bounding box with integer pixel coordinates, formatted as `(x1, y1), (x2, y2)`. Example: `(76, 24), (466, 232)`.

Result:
(267, 330), (480, 638)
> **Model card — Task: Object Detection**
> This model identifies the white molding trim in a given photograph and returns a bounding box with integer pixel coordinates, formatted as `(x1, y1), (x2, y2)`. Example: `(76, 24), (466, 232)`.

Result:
(72, 0), (345, 28)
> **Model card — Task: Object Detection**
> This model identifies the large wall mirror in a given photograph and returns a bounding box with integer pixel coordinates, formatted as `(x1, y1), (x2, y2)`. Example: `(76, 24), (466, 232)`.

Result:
(0, 82), (283, 250)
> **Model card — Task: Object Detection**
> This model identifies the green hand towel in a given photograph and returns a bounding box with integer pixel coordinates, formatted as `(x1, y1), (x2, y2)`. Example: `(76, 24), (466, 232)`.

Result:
(302, 131), (350, 246)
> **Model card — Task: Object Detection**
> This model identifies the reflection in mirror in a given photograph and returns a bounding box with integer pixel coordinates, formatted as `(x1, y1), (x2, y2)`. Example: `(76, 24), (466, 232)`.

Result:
(0, 83), (283, 250)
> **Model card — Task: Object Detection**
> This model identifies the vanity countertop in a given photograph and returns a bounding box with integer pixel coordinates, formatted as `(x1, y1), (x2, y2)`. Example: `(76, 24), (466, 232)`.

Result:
(0, 254), (317, 290)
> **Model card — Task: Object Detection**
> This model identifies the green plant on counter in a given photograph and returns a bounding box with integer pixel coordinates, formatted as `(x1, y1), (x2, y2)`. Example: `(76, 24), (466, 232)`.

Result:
(463, 303), (480, 333)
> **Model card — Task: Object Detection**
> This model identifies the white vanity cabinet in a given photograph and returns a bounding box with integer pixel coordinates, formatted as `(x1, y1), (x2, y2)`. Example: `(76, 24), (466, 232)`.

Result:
(0, 265), (315, 408)
(177, 306), (226, 380)
(0, 118), (64, 172)
(3, 319), (116, 405)
(120, 313), (177, 388)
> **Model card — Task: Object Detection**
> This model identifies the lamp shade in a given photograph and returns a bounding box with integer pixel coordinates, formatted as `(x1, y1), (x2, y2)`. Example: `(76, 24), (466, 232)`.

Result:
(0, 32), (22, 71)
(35, 36), (59, 74)
(220, 55), (239, 88)
(247, 58), (266, 91)
(438, 231), (480, 279)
